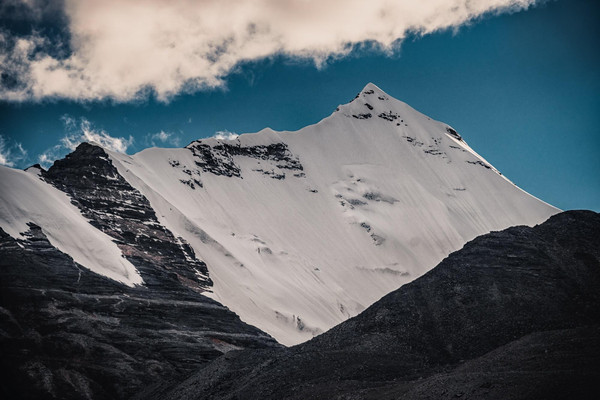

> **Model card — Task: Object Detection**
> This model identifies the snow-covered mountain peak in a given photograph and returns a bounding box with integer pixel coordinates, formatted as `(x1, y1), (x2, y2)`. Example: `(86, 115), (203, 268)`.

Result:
(99, 83), (559, 345)
(1, 83), (560, 346)
(333, 81), (394, 118)
(362, 81), (382, 91)
(362, 81), (392, 99)
(355, 81), (389, 100)
(327, 82), (449, 141)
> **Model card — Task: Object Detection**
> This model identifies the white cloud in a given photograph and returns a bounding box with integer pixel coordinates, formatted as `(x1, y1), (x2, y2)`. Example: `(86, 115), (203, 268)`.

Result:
(0, 135), (28, 167)
(60, 117), (133, 152)
(213, 130), (239, 141)
(37, 151), (54, 167)
(0, 0), (537, 102)
(145, 130), (181, 147)
(38, 117), (133, 168)
(0, 137), (12, 166)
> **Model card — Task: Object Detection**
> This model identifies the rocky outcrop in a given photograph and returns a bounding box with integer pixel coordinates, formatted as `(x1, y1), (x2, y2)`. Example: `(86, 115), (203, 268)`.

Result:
(148, 210), (600, 400)
(186, 140), (303, 179)
(44, 142), (211, 292)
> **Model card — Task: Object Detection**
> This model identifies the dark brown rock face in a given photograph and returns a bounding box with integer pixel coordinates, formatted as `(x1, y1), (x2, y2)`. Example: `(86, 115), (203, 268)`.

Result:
(149, 210), (600, 400)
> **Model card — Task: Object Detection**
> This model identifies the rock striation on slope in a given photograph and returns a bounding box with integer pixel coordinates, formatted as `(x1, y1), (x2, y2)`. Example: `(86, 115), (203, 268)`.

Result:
(148, 210), (600, 400)
(44, 142), (212, 292)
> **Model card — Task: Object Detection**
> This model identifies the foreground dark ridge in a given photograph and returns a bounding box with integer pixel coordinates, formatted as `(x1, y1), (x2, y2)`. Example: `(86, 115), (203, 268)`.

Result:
(147, 210), (600, 400)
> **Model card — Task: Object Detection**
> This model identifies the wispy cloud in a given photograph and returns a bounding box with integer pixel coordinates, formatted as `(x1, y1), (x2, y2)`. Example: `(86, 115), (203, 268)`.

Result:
(0, 0), (537, 102)
(38, 116), (133, 168)
(0, 134), (28, 167)
(213, 130), (239, 141)
(60, 116), (133, 152)
(145, 130), (181, 147)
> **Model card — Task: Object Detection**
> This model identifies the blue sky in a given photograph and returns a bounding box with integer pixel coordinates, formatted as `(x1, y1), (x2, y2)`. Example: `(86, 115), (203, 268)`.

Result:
(0, 0), (598, 211)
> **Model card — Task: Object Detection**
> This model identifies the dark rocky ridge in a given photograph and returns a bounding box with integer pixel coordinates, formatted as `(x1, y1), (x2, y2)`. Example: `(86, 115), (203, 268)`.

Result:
(0, 143), (281, 399)
(148, 210), (600, 400)
(44, 142), (211, 292)
(445, 126), (463, 141)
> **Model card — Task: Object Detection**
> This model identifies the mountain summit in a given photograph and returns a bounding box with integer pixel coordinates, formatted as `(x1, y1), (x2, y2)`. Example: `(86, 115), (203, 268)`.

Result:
(0, 83), (558, 346)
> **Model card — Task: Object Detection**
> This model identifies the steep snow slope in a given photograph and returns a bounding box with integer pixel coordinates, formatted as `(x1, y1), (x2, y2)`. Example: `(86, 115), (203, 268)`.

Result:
(0, 165), (142, 286)
(105, 83), (558, 345)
